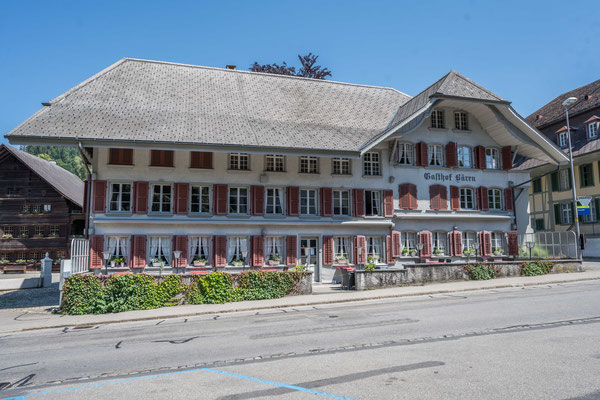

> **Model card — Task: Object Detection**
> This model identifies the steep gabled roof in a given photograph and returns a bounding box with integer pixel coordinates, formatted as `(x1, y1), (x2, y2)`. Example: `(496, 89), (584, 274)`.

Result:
(5, 58), (411, 154)
(526, 78), (600, 128)
(0, 145), (84, 207)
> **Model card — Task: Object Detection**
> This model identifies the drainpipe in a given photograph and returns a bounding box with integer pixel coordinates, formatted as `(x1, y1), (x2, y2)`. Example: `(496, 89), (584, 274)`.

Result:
(77, 143), (93, 239)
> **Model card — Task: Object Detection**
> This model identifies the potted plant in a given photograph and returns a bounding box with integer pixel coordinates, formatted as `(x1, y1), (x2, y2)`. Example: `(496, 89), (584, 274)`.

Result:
(193, 256), (207, 267)
(43, 209), (51, 214)
(49, 232), (60, 238)
(335, 255), (348, 265)
(268, 253), (282, 266)
(401, 248), (409, 256)
(151, 258), (164, 267)
(2, 234), (13, 239)
(231, 258), (244, 266)
(433, 247), (444, 256)
(0, 259), (9, 264)
(493, 248), (504, 257)
(409, 249), (418, 257)
(15, 259), (26, 263)
(19, 232), (28, 238)
(32, 209), (41, 215)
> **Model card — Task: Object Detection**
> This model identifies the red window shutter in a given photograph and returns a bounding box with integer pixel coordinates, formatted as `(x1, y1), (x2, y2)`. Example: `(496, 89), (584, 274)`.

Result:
(420, 231), (432, 258)
(353, 189), (365, 217)
(452, 231), (463, 256)
(109, 148), (133, 165)
(287, 187), (299, 216)
(480, 231), (492, 257)
(502, 146), (512, 170)
(474, 146), (486, 170)
(252, 236), (264, 267)
(409, 184), (418, 209)
(132, 235), (147, 269)
(173, 235), (188, 266)
(439, 185), (447, 210)
(251, 186), (264, 216)
(191, 152), (213, 169)
(383, 190), (394, 217)
(417, 142), (428, 167)
(89, 235), (104, 269)
(286, 236), (297, 265)
(507, 231), (518, 256)
(445, 142), (457, 167)
(213, 184), (228, 215)
(174, 183), (189, 215)
(93, 181), (106, 213)
(504, 188), (514, 211)
(386, 235), (394, 264)
(213, 236), (227, 267)
(399, 184), (409, 209)
(133, 181), (149, 214)
(352, 235), (366, 265)
(150, 150), (174, 167)
(323, 236), (334, 265)
(478, 186), (489, 211)
(320, 188), (332, 217)
(450, 186), (460, 210)
(391, 230), (401, 258)
(429, 185), (440, 210)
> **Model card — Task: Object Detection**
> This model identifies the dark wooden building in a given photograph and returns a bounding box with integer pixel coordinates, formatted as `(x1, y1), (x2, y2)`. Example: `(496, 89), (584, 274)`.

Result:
(0, 144), (84, 271)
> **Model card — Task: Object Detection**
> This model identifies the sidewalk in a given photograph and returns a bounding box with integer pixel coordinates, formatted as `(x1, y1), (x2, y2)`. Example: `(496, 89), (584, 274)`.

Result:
(1, 263), (599, 335)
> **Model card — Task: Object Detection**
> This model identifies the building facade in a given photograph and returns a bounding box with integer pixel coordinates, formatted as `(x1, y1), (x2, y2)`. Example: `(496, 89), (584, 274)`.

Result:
(0, 145), (84, 270)
(519, 79), (600, 239)
(5, 59), (568, 281)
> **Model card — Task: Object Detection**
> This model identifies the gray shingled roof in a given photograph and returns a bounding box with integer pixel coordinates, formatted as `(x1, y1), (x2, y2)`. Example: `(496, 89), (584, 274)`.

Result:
(1, 145), (84, 207)
(6, 58), (411, 153)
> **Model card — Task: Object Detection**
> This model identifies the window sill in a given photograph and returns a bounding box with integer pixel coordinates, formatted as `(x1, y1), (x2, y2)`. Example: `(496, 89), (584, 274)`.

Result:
(428, 127), (448, 132)
(149, 165), (175, 169)
(331, 173), (352, 177)
(298, 172), (320, 175)
(189, 166), (213, 170)
(263, 170), (286, 173)
(227, 169), (252, 173)
(106, 212), (133, 216)
(148, 213), (174, 217)
(452, 129), (472, 133)
(188, 213), (212, 217)
(361, 175), (383, 178)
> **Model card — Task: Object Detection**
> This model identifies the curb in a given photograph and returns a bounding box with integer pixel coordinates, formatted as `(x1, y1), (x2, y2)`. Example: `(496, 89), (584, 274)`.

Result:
(5, 274), (600, 334)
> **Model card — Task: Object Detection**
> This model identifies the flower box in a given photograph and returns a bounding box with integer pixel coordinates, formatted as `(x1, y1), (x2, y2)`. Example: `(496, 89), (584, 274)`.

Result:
(152, 262), (163, 267)
(335, 259), (348, 265)
(268, 260), (280, 266)
(193, 261), (206, 267)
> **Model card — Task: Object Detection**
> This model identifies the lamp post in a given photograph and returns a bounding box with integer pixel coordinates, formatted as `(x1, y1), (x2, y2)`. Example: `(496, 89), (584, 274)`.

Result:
(173, 250), (181, 273)
(563, 96), (581, 259)
(526, 241), (535, 260)
(242, 250), (248, 271)
(473, 242), (480, 263)
(102, 251), (110, 276)
(416, 242), (424, 264)
(356, 245), (365, 268)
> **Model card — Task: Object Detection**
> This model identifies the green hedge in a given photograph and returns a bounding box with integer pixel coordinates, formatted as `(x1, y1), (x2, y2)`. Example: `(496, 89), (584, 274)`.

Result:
(61, 271), (306, 315)
(521, 261), (554, 276)
(464, 263), (497, 280)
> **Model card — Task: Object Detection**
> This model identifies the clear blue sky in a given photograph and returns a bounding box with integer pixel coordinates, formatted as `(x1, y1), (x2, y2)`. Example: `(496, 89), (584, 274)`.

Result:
(1, 0), (599, 146)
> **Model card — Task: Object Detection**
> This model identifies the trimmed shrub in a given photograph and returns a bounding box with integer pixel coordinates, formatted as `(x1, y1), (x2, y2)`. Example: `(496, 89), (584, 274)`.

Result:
(465, 263), (497, 280)
(521, 261), (554, 276)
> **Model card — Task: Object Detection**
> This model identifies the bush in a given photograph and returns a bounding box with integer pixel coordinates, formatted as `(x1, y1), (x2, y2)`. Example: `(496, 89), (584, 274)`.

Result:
(521, 261), (554, 276)
(187, 272), (236, 304)
(465, 263), (497, 280)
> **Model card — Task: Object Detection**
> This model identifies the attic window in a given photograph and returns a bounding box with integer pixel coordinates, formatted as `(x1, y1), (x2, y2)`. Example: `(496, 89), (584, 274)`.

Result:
(536, 114), (542, 121)
(431, 110), (445, 129)
(454, 112), (469, 131)
(585, 95), (590, 101)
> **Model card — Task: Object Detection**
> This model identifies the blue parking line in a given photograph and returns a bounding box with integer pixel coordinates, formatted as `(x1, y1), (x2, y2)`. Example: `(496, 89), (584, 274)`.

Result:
(0, 367), (358, 400)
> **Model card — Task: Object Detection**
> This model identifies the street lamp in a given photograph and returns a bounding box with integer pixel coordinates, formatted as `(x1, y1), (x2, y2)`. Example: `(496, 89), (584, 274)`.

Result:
(473, 242), (480, 263)
(102, 251), (111, 276)
(416, 242), (424, 264)
(241, 250), (248, 271)
(525, 241), (535, 260)
(173, 250), (182, 273)
(562, 96), (581, 259)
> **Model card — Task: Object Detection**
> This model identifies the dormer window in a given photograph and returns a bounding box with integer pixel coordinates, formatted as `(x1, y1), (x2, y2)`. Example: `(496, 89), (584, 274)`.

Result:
(431, 110), (445, 129)
(589, 122), (598, 139)
(454, 112), (469, 131)
(558, 132), (567, 147)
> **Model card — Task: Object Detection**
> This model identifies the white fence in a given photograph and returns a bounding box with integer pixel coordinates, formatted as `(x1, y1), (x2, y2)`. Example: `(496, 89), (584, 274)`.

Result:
(59, 238), (89, 303)
(518, 231), (578, 259)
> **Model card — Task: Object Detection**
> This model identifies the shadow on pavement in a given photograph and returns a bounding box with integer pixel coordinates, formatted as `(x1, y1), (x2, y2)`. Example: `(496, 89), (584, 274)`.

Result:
(0, 282), (60, 310)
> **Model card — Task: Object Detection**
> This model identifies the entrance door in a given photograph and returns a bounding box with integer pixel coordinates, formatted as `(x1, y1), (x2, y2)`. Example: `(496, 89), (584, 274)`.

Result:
(300, 237), (319, 282)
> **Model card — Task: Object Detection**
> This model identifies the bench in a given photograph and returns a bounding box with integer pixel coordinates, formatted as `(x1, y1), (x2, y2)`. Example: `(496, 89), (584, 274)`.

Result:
(2, 264), (28, 274)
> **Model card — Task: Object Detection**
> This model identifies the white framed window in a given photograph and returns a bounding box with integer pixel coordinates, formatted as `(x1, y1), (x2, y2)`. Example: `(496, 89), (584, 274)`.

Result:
(19, 226), (28, 237)
(432, 232), (447, 256)
(227, 236), (248, 265)
(402, 232), (417, 251)
(300, 189), (317, 216)
(332, 158), (351, 175)
(32, 205), (41, 213)
(43, 204), (52, 213)
(190, 185), (210, 214)
(265, 155), (285, 172)
(365, 190), (381, 216)
(431, 109), (445, 129)
(229, 153), (249, 170)
(109, 183), (132, 212)
(333, 190), (350, 216)
(106, 236), (129, 265)
(151, 184), (172, 213)
(558, 132), (567, 147)
(462, 231), (477, 251)
(363, 152), (381, 176)
(189, 236), (211, 264)
(49, 225), (60, 236)
(397, 142), (414, 165)
(458, 146), (472, 168)
(366, 237), (383, 262)
(560, 203), (573, 224)
(265, 236), (284, 264)
(265, 188), (284, 215)
(300, 156), (318, 174)
(485, 148), (500, 169)
(334, 237), (351, 262)
(582, 198), (597, 223)
(22, 204), (30, 213)
(3, 225), (14, 236)
(491, 232), (504, 253)
(428, 144), (443, 167)
(229, 187), (249, 214)
(149, 236), (171, 265)
(454, 111), (469, 131)
(460, 188), (475, 209)
(589, 123), (598, 139)
(488, 188), (502, 210)
(35, 225), (44, 236)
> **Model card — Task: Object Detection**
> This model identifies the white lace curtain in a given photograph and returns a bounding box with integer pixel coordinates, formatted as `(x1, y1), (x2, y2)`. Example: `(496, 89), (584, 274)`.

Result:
(265, 237), (283, 261)
(190, 237), (210, 261)
(334, 237), (350, 259)
(107, 237), (129, 262)
(150, 236), (171, 264)
(227, 237), (247, 264)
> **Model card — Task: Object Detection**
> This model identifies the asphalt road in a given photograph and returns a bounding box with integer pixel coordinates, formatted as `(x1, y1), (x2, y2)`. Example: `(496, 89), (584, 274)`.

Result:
(1, 280), (600, 399)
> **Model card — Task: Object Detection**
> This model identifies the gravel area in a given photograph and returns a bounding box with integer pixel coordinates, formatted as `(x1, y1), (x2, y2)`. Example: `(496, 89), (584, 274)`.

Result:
(0, 282), (60, 311)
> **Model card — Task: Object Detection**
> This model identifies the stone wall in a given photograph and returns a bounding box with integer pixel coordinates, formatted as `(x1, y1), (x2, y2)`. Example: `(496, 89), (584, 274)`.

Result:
(354, 260), (583, 291)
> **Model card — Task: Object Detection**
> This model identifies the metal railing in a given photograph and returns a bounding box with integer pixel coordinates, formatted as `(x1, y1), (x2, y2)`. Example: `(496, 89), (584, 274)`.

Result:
(518, 231), (578, 259)
(59, 239), (89, 303)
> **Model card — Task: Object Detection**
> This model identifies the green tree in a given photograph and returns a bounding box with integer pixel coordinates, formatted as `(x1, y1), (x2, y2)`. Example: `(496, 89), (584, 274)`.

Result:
(21, 145), (86, 180)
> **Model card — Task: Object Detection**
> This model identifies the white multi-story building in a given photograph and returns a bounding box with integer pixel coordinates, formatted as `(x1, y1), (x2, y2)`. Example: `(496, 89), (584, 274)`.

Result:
(6, 59), (568, 282)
